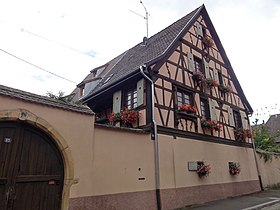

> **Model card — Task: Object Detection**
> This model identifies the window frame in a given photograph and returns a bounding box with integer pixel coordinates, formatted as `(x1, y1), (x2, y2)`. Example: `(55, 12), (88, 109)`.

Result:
(200, 98), (210, 120)
(233, 110), (242, 128)
(194, 56), (203, 73)
(124, 87), (138, 110)
(176, 89), (194, 108)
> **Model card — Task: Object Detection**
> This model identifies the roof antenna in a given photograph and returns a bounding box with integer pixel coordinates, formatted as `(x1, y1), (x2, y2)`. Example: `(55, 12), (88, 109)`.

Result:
(140, 1), (149, 39)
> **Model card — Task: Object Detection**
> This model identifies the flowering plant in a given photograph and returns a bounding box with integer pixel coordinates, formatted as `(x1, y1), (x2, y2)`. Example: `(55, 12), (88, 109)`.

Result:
(192, 71), (206, 82)
(218, 84), (232, 93)
(234, 128), (252, 142)
(196, 161), (211, 178)
(201, 119), (222, 131)
(121, 108), (140, 125)
(234, 128), (245, 142)
(108, 108), (140, 127)
(205, 78), (218, 87)
(229, 162), (241, 175)
(203, 36), (214, 47)
(179, 104), (196, 114)
(108, 112), (122, 123)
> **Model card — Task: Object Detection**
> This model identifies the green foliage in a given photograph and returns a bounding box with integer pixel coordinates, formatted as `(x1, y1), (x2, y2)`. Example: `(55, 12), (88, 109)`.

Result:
(46, 91), (82, 105)
(253, 119), (280, 161)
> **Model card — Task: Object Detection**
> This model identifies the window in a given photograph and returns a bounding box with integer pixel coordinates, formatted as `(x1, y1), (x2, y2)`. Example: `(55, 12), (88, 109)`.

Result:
(177, 90), (192, 107)
(125, 88), (137, 110)
(194, 56), (203, 73)
(233, 110), (242, 128)
(200, 98), (210, 120)
(218, 71), (223, 85)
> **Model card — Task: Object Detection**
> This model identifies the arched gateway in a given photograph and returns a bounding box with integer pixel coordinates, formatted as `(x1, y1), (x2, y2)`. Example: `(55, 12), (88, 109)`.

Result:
(0, 108), (75, 210)
(0, 121), (64, 210)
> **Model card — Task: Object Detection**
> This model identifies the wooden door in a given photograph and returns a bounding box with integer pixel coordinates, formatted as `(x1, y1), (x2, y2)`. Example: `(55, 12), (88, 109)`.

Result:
(0, 122), (64, 210)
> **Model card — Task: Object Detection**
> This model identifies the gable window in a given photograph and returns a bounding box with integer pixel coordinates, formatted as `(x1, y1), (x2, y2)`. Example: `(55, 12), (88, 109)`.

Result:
(200, 98), (210, 120)
(233, 110), (242, 128)
(125, 88), (137, 110)
(194, 56), (203, 73)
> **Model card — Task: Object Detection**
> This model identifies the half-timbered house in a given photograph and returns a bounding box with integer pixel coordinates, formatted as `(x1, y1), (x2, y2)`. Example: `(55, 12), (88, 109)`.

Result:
(70, 4), (260, 209)
(76, 4), (253, 144)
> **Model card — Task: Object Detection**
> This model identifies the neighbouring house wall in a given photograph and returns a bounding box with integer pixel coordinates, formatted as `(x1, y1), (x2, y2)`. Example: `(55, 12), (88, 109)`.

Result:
(158, 134), (260, 209)
(257, 153), (280, 188)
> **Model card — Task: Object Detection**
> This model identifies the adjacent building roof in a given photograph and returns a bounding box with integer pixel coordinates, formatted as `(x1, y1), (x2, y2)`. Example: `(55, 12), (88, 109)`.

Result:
(0, 85), (93, 115)
(81, 4), (253, 114)
(265, 114), (280, 143)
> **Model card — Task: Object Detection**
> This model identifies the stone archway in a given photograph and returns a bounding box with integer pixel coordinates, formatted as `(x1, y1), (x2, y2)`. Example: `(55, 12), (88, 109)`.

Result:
(0, 109), (75, 210)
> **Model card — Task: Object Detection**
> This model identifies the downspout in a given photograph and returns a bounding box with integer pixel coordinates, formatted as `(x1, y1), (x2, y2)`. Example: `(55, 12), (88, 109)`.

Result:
(252, 138), (264, 191)
(140, 65), (161, 210)
(248, 115), (264, 191)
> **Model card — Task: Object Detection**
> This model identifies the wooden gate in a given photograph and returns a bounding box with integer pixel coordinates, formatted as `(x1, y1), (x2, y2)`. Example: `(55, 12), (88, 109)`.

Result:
(0, 122), (64, 210)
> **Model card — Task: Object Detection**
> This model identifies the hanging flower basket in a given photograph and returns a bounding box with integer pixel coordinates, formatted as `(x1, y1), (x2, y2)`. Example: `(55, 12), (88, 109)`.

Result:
(201, 119), (222, 132)
(229, 162), (241, 175)
(179, 104), (196, 114)
(196, 161), (211, 178)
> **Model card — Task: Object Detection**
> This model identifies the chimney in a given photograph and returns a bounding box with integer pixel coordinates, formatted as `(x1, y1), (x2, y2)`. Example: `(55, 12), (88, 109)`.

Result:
(143, 36), (148, 46)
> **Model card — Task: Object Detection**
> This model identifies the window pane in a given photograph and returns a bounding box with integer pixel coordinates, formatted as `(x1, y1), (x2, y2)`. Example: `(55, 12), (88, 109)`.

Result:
(184, 93), (190, 105)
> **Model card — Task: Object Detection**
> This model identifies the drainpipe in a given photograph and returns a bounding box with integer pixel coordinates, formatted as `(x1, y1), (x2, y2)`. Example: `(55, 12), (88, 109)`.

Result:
(252, 138), (264, 191)
(140, 65), (161, 210)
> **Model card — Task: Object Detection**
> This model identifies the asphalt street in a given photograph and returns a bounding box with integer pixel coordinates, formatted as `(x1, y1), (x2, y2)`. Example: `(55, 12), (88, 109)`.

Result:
(181, 189), (280, 210)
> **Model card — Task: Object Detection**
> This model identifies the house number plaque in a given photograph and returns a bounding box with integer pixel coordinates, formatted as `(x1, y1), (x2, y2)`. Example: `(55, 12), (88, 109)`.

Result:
(4, 137), (12, 144)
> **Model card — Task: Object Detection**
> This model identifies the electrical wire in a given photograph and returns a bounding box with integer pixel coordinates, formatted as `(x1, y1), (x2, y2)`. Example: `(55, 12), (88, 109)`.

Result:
(0, 48), (77, 84)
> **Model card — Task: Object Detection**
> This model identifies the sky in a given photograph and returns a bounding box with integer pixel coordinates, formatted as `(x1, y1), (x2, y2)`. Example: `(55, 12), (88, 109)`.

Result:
(0, 0), (280, 124)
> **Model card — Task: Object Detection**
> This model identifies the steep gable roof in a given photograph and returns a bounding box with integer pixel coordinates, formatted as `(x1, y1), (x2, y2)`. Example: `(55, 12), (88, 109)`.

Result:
(82, 4), (253, 114)
(82, 5), (202, 101)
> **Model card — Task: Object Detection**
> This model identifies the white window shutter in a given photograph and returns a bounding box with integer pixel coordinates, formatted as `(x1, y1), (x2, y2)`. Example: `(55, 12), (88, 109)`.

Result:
(203, 59), (210, 79)
(137, 79), (144, 106)
(113, 90), (122, 113)
(187, 52), (195, 72)
(213, 68), (220, 85)
(241, 112), (248, 130)
(227, 107), (235, 127)
(208, 98), (217, 121)
(196, 22), (203, 36)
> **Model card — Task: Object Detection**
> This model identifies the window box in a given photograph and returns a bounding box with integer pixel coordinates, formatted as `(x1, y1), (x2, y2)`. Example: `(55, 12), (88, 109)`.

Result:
(205, 78), (218, 88)
(234, 128), (252, 142)
(201, 119), (221, 132)
(218, 84), (232, 94)
(108, 108), (140, 128)
(192, 71), (205, 82)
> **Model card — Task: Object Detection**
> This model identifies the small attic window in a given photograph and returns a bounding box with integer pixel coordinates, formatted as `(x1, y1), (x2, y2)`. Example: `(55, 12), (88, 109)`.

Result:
(103, 74), (114, 84)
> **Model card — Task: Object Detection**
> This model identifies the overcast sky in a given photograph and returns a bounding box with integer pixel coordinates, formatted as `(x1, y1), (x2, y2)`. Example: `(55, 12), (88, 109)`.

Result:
(0, 0), (279, 123)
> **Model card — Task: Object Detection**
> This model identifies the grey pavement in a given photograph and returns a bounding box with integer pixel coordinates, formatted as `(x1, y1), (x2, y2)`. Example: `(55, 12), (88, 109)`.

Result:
(180, 189), (280, 210)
